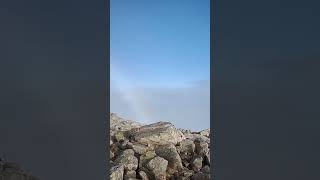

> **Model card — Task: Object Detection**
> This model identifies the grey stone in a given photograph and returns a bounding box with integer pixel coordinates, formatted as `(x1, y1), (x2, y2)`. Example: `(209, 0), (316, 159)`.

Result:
(110, 113), (142, 133)
(190, 155), (203, 172)
(125, 170), (137, 179)
(178, 139), (195, 162)
(199, 129), (210, 137)
(138, 171), (149, 180)
(146, 156), (168, 180)
(132, 143), (148, 155)
(114, 149), (138, 171)
(155, 144), (183, 174)
(129, 122), (185, 145)
(179, 139), (195, 153)
(194, 139), (209, 156)
(119, 139), (130, 150)
(114, 131), (126, 142)
(139, 151), (157, 169)
(185, 134), (210, 144)
(180, 167), (194, 177)
(109, 165), (124, 180)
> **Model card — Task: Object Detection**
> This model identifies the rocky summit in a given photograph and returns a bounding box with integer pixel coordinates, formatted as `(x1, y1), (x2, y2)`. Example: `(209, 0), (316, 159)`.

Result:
(110, 113), (211, 180)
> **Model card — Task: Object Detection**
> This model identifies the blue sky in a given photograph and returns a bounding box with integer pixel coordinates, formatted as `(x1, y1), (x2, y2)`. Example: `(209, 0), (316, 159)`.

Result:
(110, 0), (210, 130)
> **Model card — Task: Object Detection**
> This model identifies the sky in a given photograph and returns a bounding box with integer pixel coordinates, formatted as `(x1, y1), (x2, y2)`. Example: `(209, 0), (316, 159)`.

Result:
(110, 0), (210, 131)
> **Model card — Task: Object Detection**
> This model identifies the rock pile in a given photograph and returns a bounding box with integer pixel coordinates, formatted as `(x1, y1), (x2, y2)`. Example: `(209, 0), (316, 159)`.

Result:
(0, 159), (39, 180)
(110, 113), (211, 180)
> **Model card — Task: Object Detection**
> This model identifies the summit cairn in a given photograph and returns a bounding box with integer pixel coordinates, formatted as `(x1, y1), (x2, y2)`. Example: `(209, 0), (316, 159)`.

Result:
(110, 113), (211, 180)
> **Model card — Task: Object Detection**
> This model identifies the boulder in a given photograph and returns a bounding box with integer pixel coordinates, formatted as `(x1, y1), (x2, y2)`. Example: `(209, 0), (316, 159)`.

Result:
(138, 171), (149, 180)
(190, 155), (203, 172)
(139, 151), (157, 169)
(177, 139), (195, 162)
(179, 139), (195, 153)
(176, 167), (194, 177)
(129, 122), (185, 145)
(155, 144), (183, 173)
(114, 149), (138, 171)
(199, 129), (210, 137)
(110, 165), (124, 180)
(114, 131), (126, 142)
(110, 113), (142, 137)
(188, 134), (210, 144)
(194, 138), (209, 156)
(132, 143), (148, 155)
(125, 170), (137, 179)
(146, 156), (168, 180)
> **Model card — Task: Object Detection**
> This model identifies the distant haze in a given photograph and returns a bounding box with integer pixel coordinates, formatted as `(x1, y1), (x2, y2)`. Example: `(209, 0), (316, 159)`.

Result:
(111, 78), (210, 131)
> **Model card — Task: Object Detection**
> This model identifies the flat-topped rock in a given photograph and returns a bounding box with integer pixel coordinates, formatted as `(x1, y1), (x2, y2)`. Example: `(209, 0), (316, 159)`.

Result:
(128, 122), (185, 145)
(110, 113), (143, 135)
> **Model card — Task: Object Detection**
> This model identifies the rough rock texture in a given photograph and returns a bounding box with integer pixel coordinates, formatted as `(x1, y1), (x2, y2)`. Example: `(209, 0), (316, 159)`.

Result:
(146, 156), (168, 180)
(110, 165), (124, 180)
(128, 122), (185, 146)
(155, 144), (183, 175)
(0, 160), (39, 180)
(114, 149), (138, 171)
(110, 113), (143, 137)
(110, 113), (212, 179)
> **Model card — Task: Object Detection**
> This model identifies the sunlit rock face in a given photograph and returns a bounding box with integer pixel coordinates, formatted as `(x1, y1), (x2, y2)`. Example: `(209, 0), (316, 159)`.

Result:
(109, 113), (211, 180)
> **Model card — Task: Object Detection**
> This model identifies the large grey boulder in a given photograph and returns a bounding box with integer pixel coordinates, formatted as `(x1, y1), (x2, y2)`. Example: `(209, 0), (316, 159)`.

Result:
(110, 113), (142, 137)
(110, 165), (124, 180)
(138, 171), (149, 180)
(190, 155), (203, 172)
(114, 149), (138, 171)
(128, 122), (185, 145)
(194, 138), (209, 156)
(155, 144), (183, 174)
(199, 129), (210, 137)
(124, 170), (137, 179)
(177, 139), (195, 162)
(139, 151), (157, 169)
(146, 156), (168, 180)
(132, 143), (148, 155)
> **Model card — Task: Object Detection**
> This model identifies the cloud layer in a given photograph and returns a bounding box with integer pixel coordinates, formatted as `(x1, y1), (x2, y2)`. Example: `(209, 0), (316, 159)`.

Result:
(111, 80), (210, 131)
